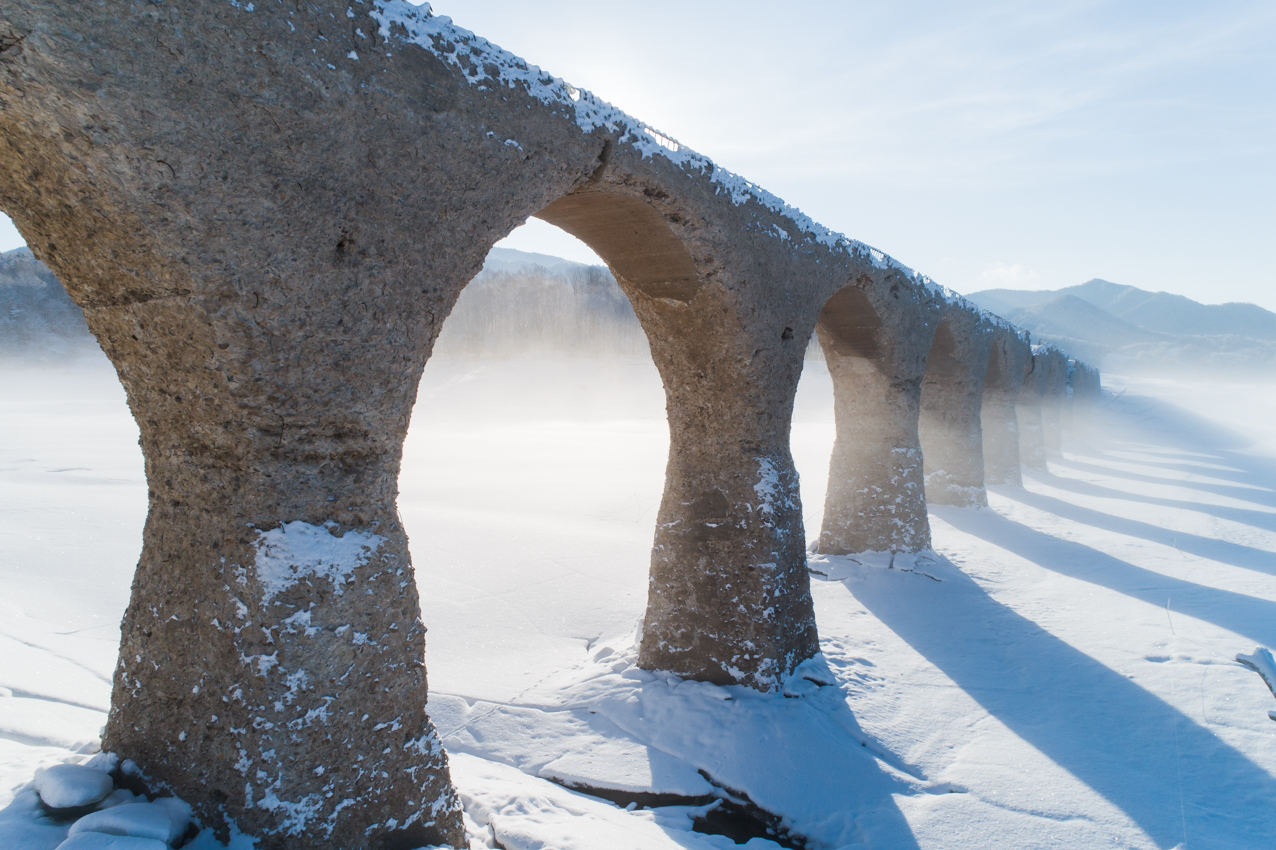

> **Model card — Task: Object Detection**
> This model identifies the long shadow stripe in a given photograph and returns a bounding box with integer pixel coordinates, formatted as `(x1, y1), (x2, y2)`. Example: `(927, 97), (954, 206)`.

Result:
(836, 560), (1276, 850)
(939, 507), (1276, 647)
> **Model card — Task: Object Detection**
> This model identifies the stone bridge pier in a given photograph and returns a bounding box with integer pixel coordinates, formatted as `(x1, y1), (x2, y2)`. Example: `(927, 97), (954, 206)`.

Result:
(812, 279), (945, 554)
(1067, 358), (1102, 440)
(1017, 350), (1049, 471)
(1037, 346), (1071, 454)
(535, 183), (825, 689)
(0, 3), (590, 843)
(981, 326), (1032, 486)
(918, 302), (997, 507)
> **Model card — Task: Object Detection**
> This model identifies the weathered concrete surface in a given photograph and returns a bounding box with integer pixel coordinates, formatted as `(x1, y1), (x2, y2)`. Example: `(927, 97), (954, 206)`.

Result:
(981, 326), (1032, 486)
(919, 303), (997, 507)
(1017, 350), (1048, 471)
(1036, 346), (1070, 454)
(1067, 358), (1102, 441)
(813, 281), (946, 554)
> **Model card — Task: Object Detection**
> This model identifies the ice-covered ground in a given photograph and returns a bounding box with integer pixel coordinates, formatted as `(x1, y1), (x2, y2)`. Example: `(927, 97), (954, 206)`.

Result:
(2, 351), (1275, 849)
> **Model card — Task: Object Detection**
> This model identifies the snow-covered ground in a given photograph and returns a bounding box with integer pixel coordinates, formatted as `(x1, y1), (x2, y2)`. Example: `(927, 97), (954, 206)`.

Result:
(2, 351), (1275, 849)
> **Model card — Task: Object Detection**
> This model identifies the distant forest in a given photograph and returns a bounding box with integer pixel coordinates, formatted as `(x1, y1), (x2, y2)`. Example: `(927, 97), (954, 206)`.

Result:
(0, 248), (827, 361)
(432, 263), (650, 357)
(0, 248), (653, 360)
(0, 248), (662, 360)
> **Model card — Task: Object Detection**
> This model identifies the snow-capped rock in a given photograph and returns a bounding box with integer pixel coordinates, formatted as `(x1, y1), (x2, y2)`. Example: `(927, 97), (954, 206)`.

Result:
(56, 832), (170, 849)
(67, 802), (185, 845)
(33, 764), (113, 811)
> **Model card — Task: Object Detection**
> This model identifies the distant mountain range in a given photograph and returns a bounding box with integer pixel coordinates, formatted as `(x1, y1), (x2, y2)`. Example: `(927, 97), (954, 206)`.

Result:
(967, 279), (1276, 374)
(0, 247), (96, 359)
(481, 247), (587, 276)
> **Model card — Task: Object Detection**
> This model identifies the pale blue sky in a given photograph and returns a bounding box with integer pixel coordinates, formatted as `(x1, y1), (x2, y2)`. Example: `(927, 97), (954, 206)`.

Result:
(477, 0), (1276, 309)
(4, 1), (1272, 309)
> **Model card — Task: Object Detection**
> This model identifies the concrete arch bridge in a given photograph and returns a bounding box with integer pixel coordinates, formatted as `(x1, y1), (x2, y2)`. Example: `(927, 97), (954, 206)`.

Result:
(0, 2), (1100, 846)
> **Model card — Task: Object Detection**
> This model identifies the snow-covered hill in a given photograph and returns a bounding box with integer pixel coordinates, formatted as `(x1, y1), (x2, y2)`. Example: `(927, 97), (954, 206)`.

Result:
(968, 279), (1276, 374)
(0, 248), (96, 361)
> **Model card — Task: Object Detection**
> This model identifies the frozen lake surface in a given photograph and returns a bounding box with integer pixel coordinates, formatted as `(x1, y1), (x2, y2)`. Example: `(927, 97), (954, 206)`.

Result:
(2, 351), (1275, 848)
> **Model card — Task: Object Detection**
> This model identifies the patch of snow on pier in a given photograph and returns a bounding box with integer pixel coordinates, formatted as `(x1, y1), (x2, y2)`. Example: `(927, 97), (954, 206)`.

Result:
(252, 521), (385, 604)
(752, 457), (783, 517)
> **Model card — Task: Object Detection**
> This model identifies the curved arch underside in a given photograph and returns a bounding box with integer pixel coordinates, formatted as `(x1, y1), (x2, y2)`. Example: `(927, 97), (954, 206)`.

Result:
(924, 319), (961, 379)
(816, 283), (883, 359)
(536, 193), (702, 302)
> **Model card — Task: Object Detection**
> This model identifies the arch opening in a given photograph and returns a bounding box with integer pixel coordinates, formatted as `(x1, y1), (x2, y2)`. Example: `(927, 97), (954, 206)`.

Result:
(411, 185), (817, 695)
(405, 195), (678, 694)
(815, 284), (883, 360)
(919, 313), (991, 508)
(407, 203), (670, 699)
(806, 281), (931, 555)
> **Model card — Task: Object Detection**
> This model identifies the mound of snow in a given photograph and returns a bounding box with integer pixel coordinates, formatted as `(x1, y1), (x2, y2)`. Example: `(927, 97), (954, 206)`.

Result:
(1236, 647), (1276, 720)
(68, 801), (188, 844)
(1236, 647), (1276, 697)
(452, 753), (783, 850)
(57, 833), (169, 849)
(33, 764), (113, 810)
(430, 693), (714, 799)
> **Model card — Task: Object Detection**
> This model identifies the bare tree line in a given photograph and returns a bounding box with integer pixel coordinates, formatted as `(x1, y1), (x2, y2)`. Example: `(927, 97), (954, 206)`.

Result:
(433, 262), (825, 360)
(1, 250), (828, 362)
